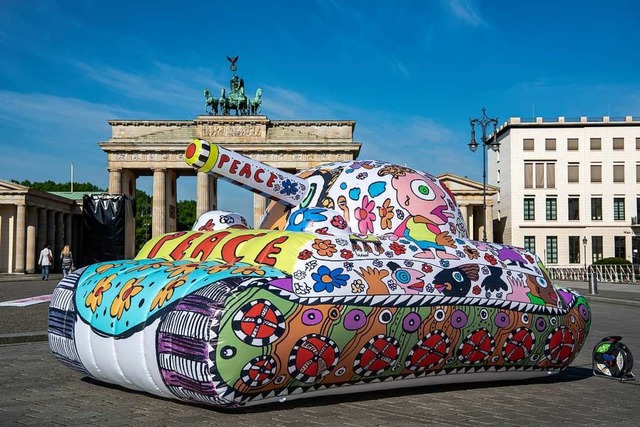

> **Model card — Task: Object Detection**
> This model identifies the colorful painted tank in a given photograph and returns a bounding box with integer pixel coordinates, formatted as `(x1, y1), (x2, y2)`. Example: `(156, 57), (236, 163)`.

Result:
(48, 139), (591, 408)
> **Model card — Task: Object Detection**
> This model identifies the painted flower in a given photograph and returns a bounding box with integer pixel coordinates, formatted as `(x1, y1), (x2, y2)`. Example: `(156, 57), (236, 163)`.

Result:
(294, 282), (311, 294)
(315, 227), (330, 235)
(425, 284), (434, 293)
(312, 266), (349, 293)
(96, 263), (119, 273)
(354, 196), (376, 234)
(351, 279), (365, 293)
(165, 263), (200, 278)
(484, 253), (498, 265)
(378, 164), (408, 179)
(125, 261), (174, 273)
(151, 278), (186, 310)
(525, 254), (535, 263)
(293, 270), (306, 280)
(85, 275), (114, 312)
(340, 249), (354, 260)
(464, 245), (480, 260)
(378, 198), (395, 230)
(373, 260), (383, 267)
(331, 215), (348, 230)
(280, 179), (299, 196)
(389, 242), (406, 256)
(110, 278), (144, 320)
(336, 238), (349, 246)
(396, 209), (405, 220)
(421, 264), (433, 273)
(403, 260), (414, 267)
(388, 280), (397, 291)
(343, 261), (354, 271)
(356, 172), (368, 180)
(312, 239), (337, 257)
(232, 265), (266, 276)
(287, 208), (328, 232)
(298, 249), (313, 260)
(305, 260), (318, 271)
(205, 263), (235, 274)
(472, 285), (481, 295)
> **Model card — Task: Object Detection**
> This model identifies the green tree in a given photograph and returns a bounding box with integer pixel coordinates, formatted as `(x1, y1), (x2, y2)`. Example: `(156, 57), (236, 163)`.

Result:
(177, 200), (196, 231)
(134, 190), (152, 252)
(12, 179), (105, 192)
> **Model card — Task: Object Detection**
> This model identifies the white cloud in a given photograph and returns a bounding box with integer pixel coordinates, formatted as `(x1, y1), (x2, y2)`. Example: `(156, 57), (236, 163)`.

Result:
(446, 0), (488, 27)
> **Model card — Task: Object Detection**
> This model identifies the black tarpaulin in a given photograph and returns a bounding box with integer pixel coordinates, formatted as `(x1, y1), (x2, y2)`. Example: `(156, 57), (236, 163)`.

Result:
(81, 194), (134, 266)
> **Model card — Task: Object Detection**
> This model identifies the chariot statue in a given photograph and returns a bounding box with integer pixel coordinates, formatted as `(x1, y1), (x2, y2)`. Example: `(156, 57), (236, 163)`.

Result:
(204, 56), (262, 116)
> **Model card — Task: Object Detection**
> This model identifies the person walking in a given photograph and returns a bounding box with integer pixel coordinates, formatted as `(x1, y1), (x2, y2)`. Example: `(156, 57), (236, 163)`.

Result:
(38, 243), (53, 280)
(60, 244), (74, 278)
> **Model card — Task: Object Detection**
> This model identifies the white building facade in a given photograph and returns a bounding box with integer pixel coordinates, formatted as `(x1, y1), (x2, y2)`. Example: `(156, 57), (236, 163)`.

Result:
(491, 116), (640, 267)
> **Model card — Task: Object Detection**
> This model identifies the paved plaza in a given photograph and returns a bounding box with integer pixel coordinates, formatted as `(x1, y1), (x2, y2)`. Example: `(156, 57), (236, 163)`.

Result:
(1, 276), (639, 426)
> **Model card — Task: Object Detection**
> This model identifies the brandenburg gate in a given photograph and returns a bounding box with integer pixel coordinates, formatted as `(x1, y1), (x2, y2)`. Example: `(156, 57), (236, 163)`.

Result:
(102, 115), (361, 255)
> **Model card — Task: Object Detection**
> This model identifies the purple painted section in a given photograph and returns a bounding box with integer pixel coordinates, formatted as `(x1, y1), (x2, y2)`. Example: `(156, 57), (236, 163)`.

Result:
(557, 289), (574, 307)
(174, 294), (217, 316)
(268, 277), (293, 292)
(157, 333), (209, 359)
(162, 371), (217, 394)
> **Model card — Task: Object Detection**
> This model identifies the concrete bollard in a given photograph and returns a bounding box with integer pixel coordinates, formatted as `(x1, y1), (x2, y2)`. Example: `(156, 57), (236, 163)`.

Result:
(589, 271), (598, 294)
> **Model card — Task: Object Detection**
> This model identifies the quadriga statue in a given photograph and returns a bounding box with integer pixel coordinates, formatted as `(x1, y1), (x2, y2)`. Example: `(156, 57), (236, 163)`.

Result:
(49, 138), (591, 408)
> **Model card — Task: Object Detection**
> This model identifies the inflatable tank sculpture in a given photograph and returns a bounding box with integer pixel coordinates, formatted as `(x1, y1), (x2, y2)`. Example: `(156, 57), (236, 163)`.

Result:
(49, 139), (591, 408)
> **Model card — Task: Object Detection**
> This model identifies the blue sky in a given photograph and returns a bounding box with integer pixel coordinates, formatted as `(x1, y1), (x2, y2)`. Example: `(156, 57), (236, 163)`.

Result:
(1, 0), (639, 223)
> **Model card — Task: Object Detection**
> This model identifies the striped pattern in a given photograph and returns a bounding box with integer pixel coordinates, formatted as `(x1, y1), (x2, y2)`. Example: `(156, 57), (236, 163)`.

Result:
(47, 269), (87, 374)
(159, 311), (210, 340)
(158, 353), (209, 381)
(192, 140), (210, 169)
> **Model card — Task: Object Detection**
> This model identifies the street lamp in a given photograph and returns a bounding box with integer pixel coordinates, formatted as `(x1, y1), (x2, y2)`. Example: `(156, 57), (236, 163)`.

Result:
(583, 236), (588, 278)
(468, 107), (499, 242)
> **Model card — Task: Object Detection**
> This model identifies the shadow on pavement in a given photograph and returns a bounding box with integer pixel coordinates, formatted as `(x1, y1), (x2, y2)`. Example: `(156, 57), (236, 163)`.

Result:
(80, 366), (594, 414)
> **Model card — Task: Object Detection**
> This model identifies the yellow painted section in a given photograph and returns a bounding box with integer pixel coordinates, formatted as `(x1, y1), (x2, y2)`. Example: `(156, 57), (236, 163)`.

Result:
(135, 229), (313, 275)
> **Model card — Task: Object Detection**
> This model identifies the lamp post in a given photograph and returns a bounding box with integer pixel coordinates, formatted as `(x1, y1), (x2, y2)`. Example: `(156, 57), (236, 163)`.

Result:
(583, 236), (588, 279)
(468, 107), (499, 242)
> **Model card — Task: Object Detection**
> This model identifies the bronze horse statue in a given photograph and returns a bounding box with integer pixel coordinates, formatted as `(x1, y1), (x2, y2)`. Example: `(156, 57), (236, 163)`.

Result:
(204, 88), (218, 115)
(249, 87), (262, 115)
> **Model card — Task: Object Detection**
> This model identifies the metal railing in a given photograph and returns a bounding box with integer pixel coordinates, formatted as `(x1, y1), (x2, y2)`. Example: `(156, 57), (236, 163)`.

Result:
(548, 265), (636, 283)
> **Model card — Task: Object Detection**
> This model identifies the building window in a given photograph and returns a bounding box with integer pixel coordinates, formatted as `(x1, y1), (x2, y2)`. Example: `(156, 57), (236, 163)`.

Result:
(590, 138), (601, 150)
(567, 138), (579, 151)
(546, 236), (558, 264)
(590, 164), (602, 183)
(613, 137), (624, 150)
(636, 137), (640, 150)
(524, 163), (533, 188)
(526, 162), (555, 188)
(592, 236), (603, 262)
(614, 197), (625, 220)
(546, 163), (555, 188)
(591, 197), (602, 220)
(523, 138), (534, 151)
(524, 198), (535, 220)
(524, 236), (536, 254)
(569, 236), (581, 264)
(613, 164), (625, 183)
(568, 163), (579, 183)
(615, 236), (626, 259)
(636, 163), (640, 183)
(568, 197), (579, 220)
(546, 198), (557, 220)
(545, 138), (556, 151)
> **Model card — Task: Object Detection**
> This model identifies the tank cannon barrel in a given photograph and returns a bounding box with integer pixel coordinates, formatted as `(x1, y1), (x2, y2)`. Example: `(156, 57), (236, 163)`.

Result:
(184, 138), (309, 205)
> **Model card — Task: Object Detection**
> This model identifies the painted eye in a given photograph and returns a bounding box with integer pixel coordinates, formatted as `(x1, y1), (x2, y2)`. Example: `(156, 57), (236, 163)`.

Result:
(301, 182), (317, 208)
(536, 276), (548, 288)
(452, 271), (463, 282)
(396, 270), (411, 284)
(410, 180), (436, 201)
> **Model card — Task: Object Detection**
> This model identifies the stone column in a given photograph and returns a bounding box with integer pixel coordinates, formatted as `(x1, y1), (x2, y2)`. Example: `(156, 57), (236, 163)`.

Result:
(121, 169), (137, 198)
(26, 207), (37, 273)
(36, 208), (46, 255)
(196, 171), (210, 217)
(64, 214), (72, 246)
(253, 194), (267, 229)
(486, 204), (494, 243)
(165, 170), (178, 232)
(459, 204), (468, 236)
(14, 203), (26, 273)
(55, 212), (64, 269)
(210, 176), (218, 211)
(468, 206), (475, 241)
(108, 168), (122, 194)
(47, 210), (55, 268)
(152, 169), (166, 237)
